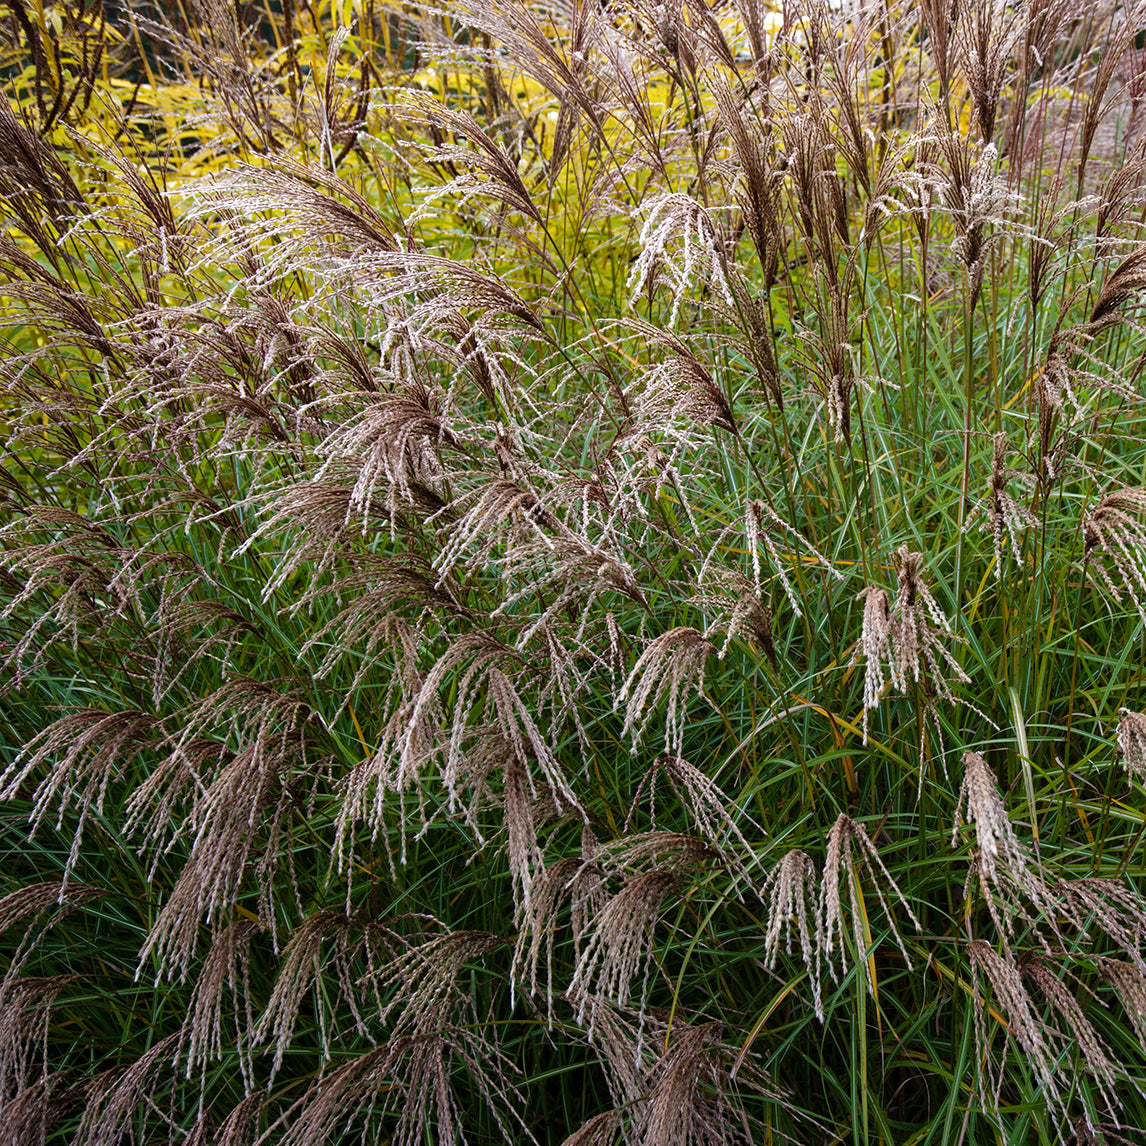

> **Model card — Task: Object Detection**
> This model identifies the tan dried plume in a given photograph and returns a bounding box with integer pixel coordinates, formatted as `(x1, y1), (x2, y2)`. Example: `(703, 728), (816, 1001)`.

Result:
(0, 99), (82, 232)
(431, 475), (555, 585)
(1058, 877), (1146, 972)
(372, 928), (507, 1037)
(760, 850), (822, 1019)
(966, 431), (1036, 578)
(967, 940), (1061, 1118)
(0, 1073), (80, 1146)
(795, 279), (860, 444)
(0, 976), (76, 1105)
(1098, 959), (1146, 1051)
(952, 752), (1031, 887)
(820, 814), (920, 992)
(398, 94), (544, 225)
(503, 752), (562, 927)
(618, 627), (715, 755)
(512, 843), (606, 1023)
(1078, 16), (1141, 195)
(300, 577), (452, 714)
(918, 0), (960, 98)
(184, 918), (261, 1092)
(137, 679), (317, 979)
(0, 510), (130, 687)
(953, 752), (1050, 943)
(335, 644), (548, 875)
(955, 0), (1023, 144)
(624, 754), (763, 882)
(582, 998), (652, 1108)
(1117, 708), (1146, 779)
(696, 567), (777, 667)
(627, 320), (736, 434)
(854, 546), (969, 743)
(1023, 957), (1120, 1120)
(567, 869), (681, 1033)
(1083, 487), (1146, 623)
(488, 528), (647, 653)
(627, 193), (734, 325)
(558, 1109), (624, 1146)
(311, 379), (458, 525)
(930, 132), (1007, 306)
(254, 910), (361, 1079)
(711, 77), (783, 290)
(0, 709), (159, 886)
(185, 160), (394, 276)
(378, 635), (580, 843)
(1090, 245), (1146, 332)
(74, 1030), (183, 1146)
(0, 880), (108, 1010)
(855, 587), (893, 744)
(270, 1026), (528, 1146)
(137, 739), (293, 982)
(632, 1021), (737, 1146)
(744, 499), (841, 618)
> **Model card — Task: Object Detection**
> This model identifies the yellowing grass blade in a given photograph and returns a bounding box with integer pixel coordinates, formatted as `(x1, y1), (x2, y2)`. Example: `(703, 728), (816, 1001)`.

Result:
(1009, 686), (1040, 862)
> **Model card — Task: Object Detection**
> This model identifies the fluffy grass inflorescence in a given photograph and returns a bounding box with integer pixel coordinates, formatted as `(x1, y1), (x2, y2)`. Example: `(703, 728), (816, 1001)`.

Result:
(5, 0), (1146, 1142)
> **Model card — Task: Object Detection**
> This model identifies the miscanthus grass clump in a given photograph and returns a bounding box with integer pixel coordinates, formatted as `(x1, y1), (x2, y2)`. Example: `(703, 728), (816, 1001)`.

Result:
(6, 0), (1146, 1141)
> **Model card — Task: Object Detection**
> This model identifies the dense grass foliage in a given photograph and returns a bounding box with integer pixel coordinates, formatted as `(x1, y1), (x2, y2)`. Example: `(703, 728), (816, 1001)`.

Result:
(5, 0), (1146, 1142)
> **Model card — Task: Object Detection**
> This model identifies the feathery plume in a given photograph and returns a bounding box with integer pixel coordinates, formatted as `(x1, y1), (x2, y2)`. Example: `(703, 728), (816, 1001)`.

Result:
(1090, 246), (1146, 331)
(558, 1109), (624, 1146)
(0, 709), (159, 886)
(966, 432), (1036, 578)
(272, 1028), (529, 1146)
(568, 870), (681, 1032)
(0, 880), (105, 933)
(512, 851), (605, 1023)
(618, 627), (715, 755)
(627, 193), (734, 325)
(931, 133), (1007, 307)
(628, 321), (736, 434)
(854, 587), (893, 743)
(138, 679), (317, 979)
(820, 815), (919, 991)
(0, 1073), (79, 1146)
(373, 929), (507, 1036)
(759, 850), (822, 1019)
(1058, 878), (1146, 972)
(711, 77), (783, 288)
(1098, 959), (1146, 1051)
(632, 1021), (737, 1146)
(625, 754), (762, 874)
(185, 918), (262, 1091)
(0, 977), (75, 1104)
(310, 380), (459, 531)
(74, 1031), (183, 1146)
(967, 940), (1061, 1118)
(697, 567), (777, 666)
(504, 754), (547, 926)
(953, 752), (1050, 943)
(745, 499), (841, 617)
(1117, 708), (1146, 779)
(255, 910), (365, 1079)
(955, 0), (1022, 144)
(853, 547), (969, 742)
(952, 752), (1031, 886)
(1083, 488), (1146, 623)
(1023, 957), (1120, 1119)
(397, 95), (544, 224)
